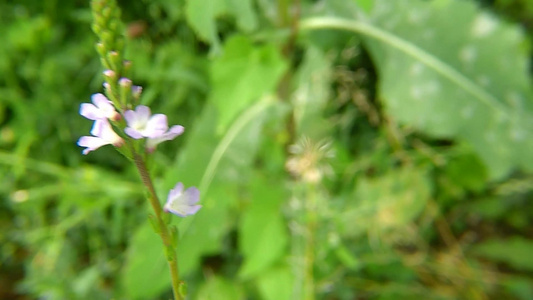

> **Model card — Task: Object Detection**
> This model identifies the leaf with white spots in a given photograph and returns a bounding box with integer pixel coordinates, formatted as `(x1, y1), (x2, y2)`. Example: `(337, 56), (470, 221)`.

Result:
(363, 0), (533, 179)
(302, 0), (533, 179)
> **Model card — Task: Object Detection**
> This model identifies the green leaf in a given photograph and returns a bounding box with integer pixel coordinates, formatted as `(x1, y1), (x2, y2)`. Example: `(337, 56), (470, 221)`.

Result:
(122, 221), (171, 300)
(364, 0), (533, 180)
(197, 276), (244, 300)
(472, 237), (533, 272)
(502, 276), (533, 300)
(185, 0), (226, 47)
(238, 176), (288, 279)
(301, 0), (533, 180)
(225, 0), (258, 32)
(444, 151), (487, 193)
(211, 35), (287, 132)
(175, 183), (234, 275)
(164, 98), (278, 276)
(339, 166), (431, 237)
(257, 265), (294, 300)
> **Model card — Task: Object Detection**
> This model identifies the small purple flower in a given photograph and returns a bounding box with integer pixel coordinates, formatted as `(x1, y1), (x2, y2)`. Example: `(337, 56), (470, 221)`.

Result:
(80, 93), (120, 121)
(146, 125), (185, 152)
(164, 182), (201, 217)
(132, 85), (143, 98)
(77, 119), (124, 155)
(124, 105), (168, 139)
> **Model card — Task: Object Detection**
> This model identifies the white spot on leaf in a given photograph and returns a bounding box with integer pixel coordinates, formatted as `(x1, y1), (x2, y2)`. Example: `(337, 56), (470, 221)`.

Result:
(459, 45), (477, 64)
(477, 75), (490, 87)
(461, 106), (474, 119)
(411, 86), (423, 100)
(424, 81), (441, 94)
(471, 14), (497, 38)
(408, 9), (427, 24)
(485, 131), (496, 142)
(423, 29), (435, 40)
(410, 63), (424, 76)
(505, 91), (523, 109)
(511, 128), (525, 141)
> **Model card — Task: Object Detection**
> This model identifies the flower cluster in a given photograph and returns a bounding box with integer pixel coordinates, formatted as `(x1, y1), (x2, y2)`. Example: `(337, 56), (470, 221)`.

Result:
(77, 85), (184, 154)
(77, 75), (200, 217)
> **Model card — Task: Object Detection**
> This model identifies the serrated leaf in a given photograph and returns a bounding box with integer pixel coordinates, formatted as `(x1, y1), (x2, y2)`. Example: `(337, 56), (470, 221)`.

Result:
(238, 176), (288, 279)
(472, 237), (533, 272)
(211, 35), (287, 132)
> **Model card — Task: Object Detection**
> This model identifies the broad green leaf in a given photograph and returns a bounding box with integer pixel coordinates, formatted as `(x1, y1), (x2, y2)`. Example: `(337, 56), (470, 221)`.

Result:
(354, 0), (374, 13)
(502, 276), (533, 300)
(175, 183), (235, 275)
(257, 265), (294, 300)
(238, 176), (288, 279)
(225, 0), (258, 32)
(339, 167), (431, 237)
(163, 98), (278, 276)
(472, 237), (533, 272)
(197, 276), (244, 300)
(185, 0), (226, 47)
(301, 0), (533, 180)
(444, 152), (487, 193)
(365, 0), (533, 180)
(211, 35), (287, 132)
(122, 222), (170, 300)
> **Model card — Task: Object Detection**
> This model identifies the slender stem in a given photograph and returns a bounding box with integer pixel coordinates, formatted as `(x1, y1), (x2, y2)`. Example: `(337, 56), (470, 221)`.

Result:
(132, 152), (182, 300)
(303, 183), (317, 300)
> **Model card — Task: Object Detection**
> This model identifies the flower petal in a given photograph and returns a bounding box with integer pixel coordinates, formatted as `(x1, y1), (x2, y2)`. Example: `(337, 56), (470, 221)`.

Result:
(80, 103), (102, 120)
(164, 183), (201, 217)
(134, 105), (151, 125)
(146, 125), (185, 151)
(124, 127), (143, 139)
(168, 182), (184, 201)
(144, 114), (168, 138)
(92, 93), (111, 108)
(183, 187), (200, 205)
(77, 136), (109, 155)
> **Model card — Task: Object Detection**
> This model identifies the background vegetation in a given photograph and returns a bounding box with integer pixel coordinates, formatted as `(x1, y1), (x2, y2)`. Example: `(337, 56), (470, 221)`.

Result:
(1, 0), (532, 299)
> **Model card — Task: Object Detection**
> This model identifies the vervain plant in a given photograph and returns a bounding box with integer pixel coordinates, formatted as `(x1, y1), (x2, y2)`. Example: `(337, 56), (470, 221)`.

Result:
(78, 1), (201, 299)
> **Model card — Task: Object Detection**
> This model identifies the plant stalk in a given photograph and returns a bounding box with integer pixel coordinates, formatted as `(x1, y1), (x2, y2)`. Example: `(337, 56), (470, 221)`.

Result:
(133, 152), (182, 300)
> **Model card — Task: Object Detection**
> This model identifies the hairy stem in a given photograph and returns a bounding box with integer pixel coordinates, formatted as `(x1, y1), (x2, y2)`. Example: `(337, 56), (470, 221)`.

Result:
(132, 152), (182, 300)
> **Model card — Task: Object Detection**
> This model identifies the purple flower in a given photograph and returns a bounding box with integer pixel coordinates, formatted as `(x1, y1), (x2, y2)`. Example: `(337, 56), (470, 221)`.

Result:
(146, 125), (185, 152)
(164, 182), (201, 217)
(80, 93), (120, 121)
(124, 105), (168, 139)
(77, 119), (124, 155)
(132, 85), (143, 98)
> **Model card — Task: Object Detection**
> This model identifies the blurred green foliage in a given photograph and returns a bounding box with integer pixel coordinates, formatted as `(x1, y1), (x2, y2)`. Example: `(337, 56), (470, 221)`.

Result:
(1, 0), (532, 299)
